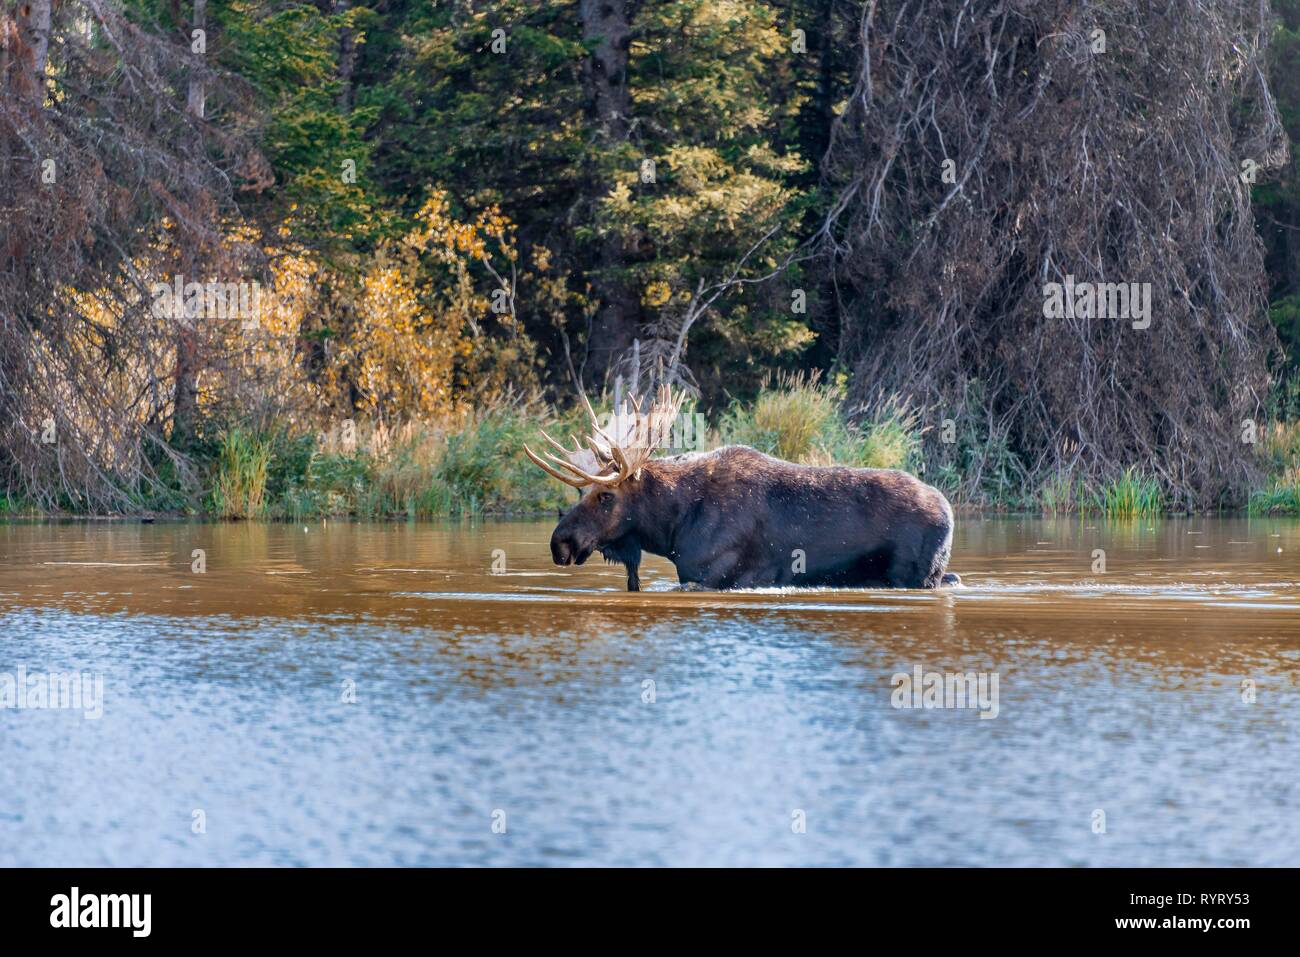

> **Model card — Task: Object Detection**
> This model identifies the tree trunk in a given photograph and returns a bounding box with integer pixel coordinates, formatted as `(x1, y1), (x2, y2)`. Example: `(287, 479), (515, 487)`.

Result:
(334, 0), (357, 113)
(810, 0), (847, 365)
(579, 0), (639, 389)
(15, 0), (52, 105)
(172, 0), (207, 450)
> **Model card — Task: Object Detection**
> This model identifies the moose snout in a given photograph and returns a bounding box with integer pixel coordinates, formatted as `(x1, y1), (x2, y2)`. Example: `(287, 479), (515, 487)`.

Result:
(551, 532), (593, 566)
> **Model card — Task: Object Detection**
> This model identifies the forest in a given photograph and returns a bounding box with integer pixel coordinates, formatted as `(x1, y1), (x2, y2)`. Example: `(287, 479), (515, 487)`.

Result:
(2, 0), (1300, 517)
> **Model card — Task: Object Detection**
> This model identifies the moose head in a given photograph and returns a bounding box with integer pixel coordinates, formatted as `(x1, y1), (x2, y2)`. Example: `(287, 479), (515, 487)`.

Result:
(524, 385), (686, 591)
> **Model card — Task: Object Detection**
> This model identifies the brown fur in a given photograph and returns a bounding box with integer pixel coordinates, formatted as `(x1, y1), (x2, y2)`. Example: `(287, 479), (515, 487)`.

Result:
(547, 445), (958, 591)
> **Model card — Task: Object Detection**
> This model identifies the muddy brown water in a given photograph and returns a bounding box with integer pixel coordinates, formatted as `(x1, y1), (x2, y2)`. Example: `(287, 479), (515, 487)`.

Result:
(0, 516), (1297, 865)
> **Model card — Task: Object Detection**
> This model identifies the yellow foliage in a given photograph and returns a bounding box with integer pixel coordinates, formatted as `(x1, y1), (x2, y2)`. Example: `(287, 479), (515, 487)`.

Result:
(642, 280), (672, 307)
(247, 188), (527, 423)
(339, 258), (468, 418)
(53, 190), (533, 447)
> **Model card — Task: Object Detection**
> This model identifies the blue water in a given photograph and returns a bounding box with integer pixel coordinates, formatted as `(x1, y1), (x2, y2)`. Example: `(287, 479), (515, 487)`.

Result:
(1, 518), (1297, 865)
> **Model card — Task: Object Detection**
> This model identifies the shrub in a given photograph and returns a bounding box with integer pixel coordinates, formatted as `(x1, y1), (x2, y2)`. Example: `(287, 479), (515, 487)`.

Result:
(209, 429), (273, 519)
(718, 372), (920, 470)
(1091, 468), (1164, 519)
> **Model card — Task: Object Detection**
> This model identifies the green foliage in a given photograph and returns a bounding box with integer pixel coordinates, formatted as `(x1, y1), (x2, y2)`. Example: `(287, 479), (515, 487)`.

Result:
(1036, 465), (1163, 518)
(432, 412), (559, 515)
(0, 493), (37, 517)
(1249, 421), (1300, 514)
(1263, 370), (1300, 425)
(850, 398), (924, 472)
(718, 372), (920, 470)
(1269, 296), (1300, 371)
(1248, 479), (1300, 514)
(190, 382), (924, 523)
(218, 0), (386, 247)
(362, 0), (820, 399)
(244, 402), (583, 520)
(719, 372), (838, 461)
(1259, 1), (1300, 375)
(209, 429), (274, 519)
(1037, 472), (1090, 516)
(925, 381), (1031, 509)
(1090, 468), (1165, 520)
(15, 1), (1293, 517)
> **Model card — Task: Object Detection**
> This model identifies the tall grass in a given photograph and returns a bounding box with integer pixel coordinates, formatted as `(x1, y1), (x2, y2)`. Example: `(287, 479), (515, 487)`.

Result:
(911, 380), (1030, 508)
(0, 493), (37, 518)
(1090, 467), (1164, 519)
(1248, 470), (1300, 515)
(16, 379), (1278, 519)
(1037, 463), (1163, 518)
(209, 429), (273, 519)
(1248, 422), (1300, 515)
(428, 407), (577, 515)
(718, 372), (920, 470)
(1037, 472), (1089, 516)
(257, 400), (581, 520)
(249, 376), (928, 522)
(848, 395), (922, 470)
(719, 371), (838, 461)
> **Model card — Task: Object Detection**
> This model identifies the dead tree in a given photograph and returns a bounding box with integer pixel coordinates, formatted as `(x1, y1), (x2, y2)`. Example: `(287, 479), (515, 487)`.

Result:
(822, 0), (1286, 507)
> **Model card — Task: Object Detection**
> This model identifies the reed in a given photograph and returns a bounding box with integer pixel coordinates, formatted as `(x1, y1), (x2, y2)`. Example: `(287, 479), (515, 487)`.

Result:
(1090, 468), (1164, 519)
(210, 429), (273, 519)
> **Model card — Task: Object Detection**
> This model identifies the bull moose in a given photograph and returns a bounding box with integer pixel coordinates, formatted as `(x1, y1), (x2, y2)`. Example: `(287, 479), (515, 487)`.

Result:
(524, 386), (960, 591)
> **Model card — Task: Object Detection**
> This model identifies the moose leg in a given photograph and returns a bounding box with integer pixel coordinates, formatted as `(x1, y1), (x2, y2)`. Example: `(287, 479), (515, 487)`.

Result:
(620, 540), (642, 592)
(697, 546), (751, 590)
(675, 538), (760, 589)
(887, 523), (953, 588)
(598, 537), (642, 592)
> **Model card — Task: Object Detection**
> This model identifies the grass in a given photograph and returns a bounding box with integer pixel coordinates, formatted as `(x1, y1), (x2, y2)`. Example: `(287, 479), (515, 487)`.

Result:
(1038, 465), (1163, 519)
(8, 381), (1300, 519)
(718, 372), (919, 470)
(1248, 472), (1300, 515)
(0, 493), (39, 517)
(1037, 471), (1089, 516)
(246, 401), (582, 520)
(923, 380), (1030, 509)
(721, 371), (840, 462)
(845, 395), (922, 470)
(209, 429), (273, 519)
(203, 375), (926, 521)
(1091, 467), (1164, 519)
(1248, 422), (1300, 515)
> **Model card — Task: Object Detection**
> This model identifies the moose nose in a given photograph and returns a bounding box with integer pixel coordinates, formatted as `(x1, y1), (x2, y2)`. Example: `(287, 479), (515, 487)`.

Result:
(551, 536), (572, 566)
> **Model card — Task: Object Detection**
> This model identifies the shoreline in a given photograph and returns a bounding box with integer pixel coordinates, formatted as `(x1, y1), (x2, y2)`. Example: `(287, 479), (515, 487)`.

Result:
(3, 506), (1296, 523)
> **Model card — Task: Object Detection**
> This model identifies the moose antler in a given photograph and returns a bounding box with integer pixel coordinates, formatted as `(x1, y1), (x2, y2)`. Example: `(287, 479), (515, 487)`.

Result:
(524, 385), (686, 488)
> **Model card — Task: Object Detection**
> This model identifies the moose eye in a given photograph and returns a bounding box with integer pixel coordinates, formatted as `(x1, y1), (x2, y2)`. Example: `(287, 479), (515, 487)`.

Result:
(598, 492), (615, 507)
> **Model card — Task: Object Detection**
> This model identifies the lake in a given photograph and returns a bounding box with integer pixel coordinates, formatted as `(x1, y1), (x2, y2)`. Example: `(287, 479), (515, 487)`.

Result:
(1, 516), (1297, 866)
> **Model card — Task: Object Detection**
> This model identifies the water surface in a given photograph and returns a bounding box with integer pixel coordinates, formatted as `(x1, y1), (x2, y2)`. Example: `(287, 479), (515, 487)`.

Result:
(1, 517), (1297, 866)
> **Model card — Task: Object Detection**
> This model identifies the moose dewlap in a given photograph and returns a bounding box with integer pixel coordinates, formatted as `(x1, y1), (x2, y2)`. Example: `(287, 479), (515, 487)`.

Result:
(525, 387), (958, 591)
